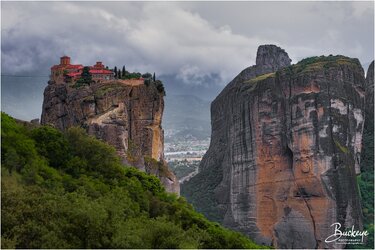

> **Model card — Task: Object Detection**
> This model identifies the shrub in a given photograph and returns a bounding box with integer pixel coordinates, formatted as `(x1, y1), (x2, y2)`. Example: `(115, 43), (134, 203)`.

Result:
(155, 80), (165, 95)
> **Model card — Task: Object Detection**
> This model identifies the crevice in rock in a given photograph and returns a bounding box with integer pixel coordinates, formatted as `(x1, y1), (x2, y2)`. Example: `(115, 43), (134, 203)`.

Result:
(128, 87), (133, 141)
(299, 189), (319, 248)
(313, 95), (320, 152)
(94, 95), (98, 115)
(326, 70), (338, 169)
(287, 144), (319, 249)
(151, 96), (155, 120)
(294, 187), (320, 198)
(242, 103), (249, 159)
(286, 74), (319, 248)
(248, 102), (255, 164)
(285, 146), (294, 170)
(286, 68), (293, 145)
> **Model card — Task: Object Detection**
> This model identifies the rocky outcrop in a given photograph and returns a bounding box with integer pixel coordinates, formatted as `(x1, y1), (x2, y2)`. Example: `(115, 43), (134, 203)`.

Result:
(360, 62), (374, 176)
(365, 61), (374, 116)
(41, 80), (179, 194)
(182, 45), (365, 248)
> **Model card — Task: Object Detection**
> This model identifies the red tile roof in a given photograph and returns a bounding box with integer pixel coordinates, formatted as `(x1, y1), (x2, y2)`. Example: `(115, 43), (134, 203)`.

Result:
(66, 69), (113, 78)
(66, 64), (83, 69)
(51, 64), (83, 70)
(89, 69), (113, 74)
(66, 72), (82, 77)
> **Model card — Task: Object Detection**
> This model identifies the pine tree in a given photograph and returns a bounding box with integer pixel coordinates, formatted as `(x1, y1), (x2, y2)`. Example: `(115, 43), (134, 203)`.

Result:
(118, 69), (121, 79)
(81, 66), (92, 85)
(122, 66), (126, 78)
(114, 66), (117, 78)
(153, 72), (156, 82)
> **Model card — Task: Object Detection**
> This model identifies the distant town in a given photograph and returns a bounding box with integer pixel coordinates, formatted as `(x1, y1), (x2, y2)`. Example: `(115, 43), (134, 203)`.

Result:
(165, 137), (210, 184)
(165, 138), (209, 162)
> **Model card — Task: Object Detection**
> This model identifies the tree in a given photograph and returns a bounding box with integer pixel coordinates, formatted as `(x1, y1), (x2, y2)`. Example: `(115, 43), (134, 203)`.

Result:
(31, 126), (71, 169)
(155, 80), (165, 95)
(142, 73), (152, 79)
(118, 69), (122, 79)
(122, 66), (126, 78)
(114, 66), (118, 78)
(81, 67), (92, 85)
(153, 72), (156, 82)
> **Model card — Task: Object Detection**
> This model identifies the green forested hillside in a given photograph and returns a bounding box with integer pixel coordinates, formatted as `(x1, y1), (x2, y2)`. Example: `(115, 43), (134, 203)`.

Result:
(1, 113), (264, 249)
(356, 101), (374, 249)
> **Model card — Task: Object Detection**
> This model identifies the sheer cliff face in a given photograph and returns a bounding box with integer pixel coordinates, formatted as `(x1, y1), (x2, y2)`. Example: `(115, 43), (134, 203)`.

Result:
(41, 81), (179, 194)
(182, 46), (365, 248)
(365, 61), (374, 116)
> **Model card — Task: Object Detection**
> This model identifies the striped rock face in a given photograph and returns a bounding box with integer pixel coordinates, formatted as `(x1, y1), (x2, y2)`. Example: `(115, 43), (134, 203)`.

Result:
(182, 45), (365, 249)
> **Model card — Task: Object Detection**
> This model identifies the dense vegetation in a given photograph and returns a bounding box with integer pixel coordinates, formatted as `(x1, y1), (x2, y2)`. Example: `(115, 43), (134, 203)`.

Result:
(169, 160), (199, 180)
(181, 157), (224, 223)
(355, 99), (374, 249)
(112, 66), (142, 80)
(112, 66), (165, 95)
(287, 55), (361, 75)
(1, 113), (264, 249)
(70, 67), (94, 88)
(112, 65), (150, 81)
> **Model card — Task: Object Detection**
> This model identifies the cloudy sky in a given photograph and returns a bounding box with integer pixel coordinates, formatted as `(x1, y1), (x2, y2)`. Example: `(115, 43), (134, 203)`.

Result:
(1, 1), (374, 120)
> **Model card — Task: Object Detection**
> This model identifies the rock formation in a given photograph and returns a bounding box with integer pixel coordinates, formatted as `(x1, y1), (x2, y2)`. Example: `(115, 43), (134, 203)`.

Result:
(365, 61), (374, 116)
(41, 80), (179, 194)
(182, 45), (365, 248)
(360, 61), (374, 182)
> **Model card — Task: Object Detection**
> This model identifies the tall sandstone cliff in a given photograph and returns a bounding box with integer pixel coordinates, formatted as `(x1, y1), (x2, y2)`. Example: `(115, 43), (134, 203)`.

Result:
(41, 80), (179, 194)
(365, 61), (374, 119)
(362, 61), (374, 176)
(182, 45), (366, 248)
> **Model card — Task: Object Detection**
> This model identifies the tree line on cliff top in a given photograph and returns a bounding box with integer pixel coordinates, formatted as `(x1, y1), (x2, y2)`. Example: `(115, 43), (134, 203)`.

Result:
(112, 65), (155, 81)
(1, 112), (264, 249)
(74, 65), (165, 95)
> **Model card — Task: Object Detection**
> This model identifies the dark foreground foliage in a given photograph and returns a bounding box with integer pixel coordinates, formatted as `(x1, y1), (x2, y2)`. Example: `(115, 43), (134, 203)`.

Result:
(1, 113), (265, 249)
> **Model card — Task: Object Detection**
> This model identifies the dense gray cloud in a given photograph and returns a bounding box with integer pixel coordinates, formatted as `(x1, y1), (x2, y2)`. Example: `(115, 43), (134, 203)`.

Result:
(2, 1), (373, 81)
(1, 2), (265, 82)
(1, 1), (374, 120)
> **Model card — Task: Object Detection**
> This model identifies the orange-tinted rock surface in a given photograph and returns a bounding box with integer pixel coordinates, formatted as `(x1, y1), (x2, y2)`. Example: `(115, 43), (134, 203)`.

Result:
(41, 80), (179, 194)
(182, 45), (365, 248)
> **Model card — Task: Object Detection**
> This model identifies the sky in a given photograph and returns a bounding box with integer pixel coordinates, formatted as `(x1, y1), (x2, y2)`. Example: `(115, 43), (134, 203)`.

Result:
(1, 1), (374, 120)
